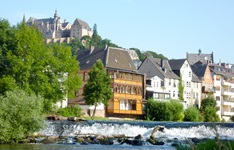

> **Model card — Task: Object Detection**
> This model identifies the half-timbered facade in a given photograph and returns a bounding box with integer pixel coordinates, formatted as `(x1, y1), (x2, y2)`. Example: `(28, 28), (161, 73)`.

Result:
(69, 46), (146, 118)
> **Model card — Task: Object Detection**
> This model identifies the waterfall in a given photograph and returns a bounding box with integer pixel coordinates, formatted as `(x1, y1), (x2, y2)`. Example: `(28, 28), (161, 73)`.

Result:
(39, 120), (234, 142)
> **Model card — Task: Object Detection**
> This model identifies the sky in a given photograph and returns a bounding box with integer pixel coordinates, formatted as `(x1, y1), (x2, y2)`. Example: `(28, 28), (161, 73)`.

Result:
(1, 0), (234, 63)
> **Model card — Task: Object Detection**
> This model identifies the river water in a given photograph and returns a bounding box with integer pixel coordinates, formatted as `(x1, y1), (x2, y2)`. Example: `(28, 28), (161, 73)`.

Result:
(1, 120), (234, 150)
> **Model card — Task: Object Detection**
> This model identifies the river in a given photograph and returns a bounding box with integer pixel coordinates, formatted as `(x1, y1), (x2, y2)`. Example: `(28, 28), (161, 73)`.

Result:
(0, 120), (234, 150)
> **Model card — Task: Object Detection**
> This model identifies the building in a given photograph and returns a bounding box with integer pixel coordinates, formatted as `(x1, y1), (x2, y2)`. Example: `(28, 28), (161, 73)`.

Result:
(209, 63), (234, 120)
(138, 57), (180, 101)
(69, 46), (146, 118)
(186, 49), (214, 65)
(169, 59), (202, 107)
(191, 63), (215, 101)
(26, 10), (92, 43)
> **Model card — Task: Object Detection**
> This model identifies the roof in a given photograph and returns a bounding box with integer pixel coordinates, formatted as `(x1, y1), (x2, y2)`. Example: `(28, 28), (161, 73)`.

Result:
(77, 46), (136, 72)
(209, 64), (234, 78)
(151, 58), (179, 79)
(138, 57), (179, 80)
(168, 59), (187, 70)
(191, 63), (208, 78)
(187, 50), (213, 65)
(192, 72), (202, 82)
(27, 17), (55, 24)
(73, 18), (91, 30)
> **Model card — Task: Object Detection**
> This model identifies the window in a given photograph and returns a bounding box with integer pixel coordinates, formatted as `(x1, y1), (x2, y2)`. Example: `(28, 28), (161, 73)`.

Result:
(154, 93), (159, 99)
(189, 71), (192, 77)
(120, 100), (125, 110)
(216, 96), (220, 101)
(165, 94), (170, 99)
(186, 82), (191, 88)
(173, 91), (175, 97)
(84, 72), (89, 81)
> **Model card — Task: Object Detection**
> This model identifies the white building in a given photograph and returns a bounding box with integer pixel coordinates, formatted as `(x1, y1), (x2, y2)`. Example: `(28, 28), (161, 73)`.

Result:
(169, 59), (202, 108)
(210, 63), (234, 120)
(138, 57), (180, 101)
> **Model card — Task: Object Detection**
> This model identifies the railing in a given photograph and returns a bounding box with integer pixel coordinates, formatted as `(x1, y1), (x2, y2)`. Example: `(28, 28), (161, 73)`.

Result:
(108, 109), (143, 115)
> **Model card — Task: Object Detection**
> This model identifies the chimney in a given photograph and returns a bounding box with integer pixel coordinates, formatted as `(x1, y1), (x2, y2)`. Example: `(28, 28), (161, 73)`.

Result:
(89, 46), (95, 54)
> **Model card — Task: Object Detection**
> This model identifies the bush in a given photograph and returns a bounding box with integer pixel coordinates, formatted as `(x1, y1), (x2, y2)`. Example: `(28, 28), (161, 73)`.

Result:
(146, 98), (184, 121)
(200, 96), (220, 122)
(0, 89), (44, 143)
(184, 106), (202, 122)
(169, 100), (184, 121)
(56, 105), (82, 117)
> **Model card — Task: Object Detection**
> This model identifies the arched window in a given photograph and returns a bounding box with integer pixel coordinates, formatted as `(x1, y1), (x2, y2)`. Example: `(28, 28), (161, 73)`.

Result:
(114, 85), (119, 93)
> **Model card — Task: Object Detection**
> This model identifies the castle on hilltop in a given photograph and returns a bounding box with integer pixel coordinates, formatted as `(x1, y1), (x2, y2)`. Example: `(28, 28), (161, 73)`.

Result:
(26, 10), (92, 43)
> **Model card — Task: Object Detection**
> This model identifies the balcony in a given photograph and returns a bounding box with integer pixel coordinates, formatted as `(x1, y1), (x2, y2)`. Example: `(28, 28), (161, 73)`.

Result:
(222, 91), (234, 97)
(223, 100), (234, 106)
(202, 86), (216, 93)
(223, 111), (234, 116)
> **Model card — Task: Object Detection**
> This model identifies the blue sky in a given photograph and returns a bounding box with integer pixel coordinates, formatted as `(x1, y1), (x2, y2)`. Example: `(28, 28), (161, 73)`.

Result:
(1, 0), (234, 63)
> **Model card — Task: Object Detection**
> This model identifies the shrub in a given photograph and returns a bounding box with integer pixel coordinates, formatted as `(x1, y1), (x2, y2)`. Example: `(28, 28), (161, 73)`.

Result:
(169, 100), (184, 121)
(184, 106), (201, 122)
(200, 96), (220, 122)
(56, 105), (82, 117)
(146, 98), (184, 121)
(0, 89), (44, 143)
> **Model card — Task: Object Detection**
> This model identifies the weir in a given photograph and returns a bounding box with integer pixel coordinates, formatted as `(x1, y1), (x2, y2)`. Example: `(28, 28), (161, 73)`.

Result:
(39, 120), (234, 144)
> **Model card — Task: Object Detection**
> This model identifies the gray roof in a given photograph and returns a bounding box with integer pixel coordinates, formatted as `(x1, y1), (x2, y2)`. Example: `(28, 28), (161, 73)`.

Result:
(191, 64), (208, 78)
(168, 59), (187, 71)
(187, 50), (213, 65)
(209, 64), (234, 78)
(138, 57), (179, 80)
(192, 72), (202, 82)
(77, 47), (136, 72)
(27, 17), (55, 24)
(73, 18), (91, 30)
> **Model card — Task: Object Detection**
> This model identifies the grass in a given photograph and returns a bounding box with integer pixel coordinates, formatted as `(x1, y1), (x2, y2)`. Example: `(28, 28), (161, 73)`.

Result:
(83, 116), (110, 121)
(176, 123), (234, 150)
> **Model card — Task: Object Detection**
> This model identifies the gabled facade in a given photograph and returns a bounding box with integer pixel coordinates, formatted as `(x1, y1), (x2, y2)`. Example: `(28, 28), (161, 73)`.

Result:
(169, 59), (202, 107)
(191, 63), (215, 100)
(209, 64), (234, 120)
(69, 46), (146, 118)
(138, 57), (180, 101)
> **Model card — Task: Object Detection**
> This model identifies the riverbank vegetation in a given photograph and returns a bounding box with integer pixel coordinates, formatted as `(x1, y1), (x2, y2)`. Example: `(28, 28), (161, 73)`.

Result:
(146, 96), (220, 122)
(0, 89), (44, 143)
(0, 19), (81, 143)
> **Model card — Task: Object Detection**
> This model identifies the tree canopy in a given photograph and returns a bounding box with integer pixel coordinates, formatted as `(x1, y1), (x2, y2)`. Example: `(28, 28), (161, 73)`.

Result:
(83, 60), (112, 119)
(0, 19), (82, 109)
(200, 96), (219, 122)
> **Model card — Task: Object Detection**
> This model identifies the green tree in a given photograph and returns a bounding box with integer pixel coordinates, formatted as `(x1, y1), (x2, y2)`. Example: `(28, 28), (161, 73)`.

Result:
(184, 106), (202, 122)
(83, 60), (112, 120)
(81, 35), (92, 49)
(91, 24), (102, 48)
(67, 37), (84, 56)
(0, 89), (44, 143)
(0, 21), (82, 111)
(146, 98), (173, 121)
(102, 38), (120, 48)
(169, 100), (184, 121)
(143, 51), (168, 60)
(200, 96), (219, 122)
(178, 73), (184, 100)
(129, 48), (145, 61)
